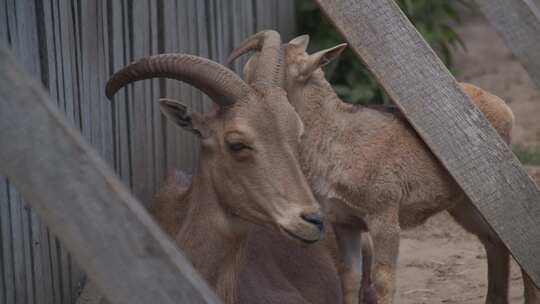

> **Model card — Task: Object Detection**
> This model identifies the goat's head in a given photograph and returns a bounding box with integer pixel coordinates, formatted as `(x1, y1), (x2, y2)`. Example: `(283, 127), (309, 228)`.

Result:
(105, 52), (323, 243)
(227, 31), (347, 98)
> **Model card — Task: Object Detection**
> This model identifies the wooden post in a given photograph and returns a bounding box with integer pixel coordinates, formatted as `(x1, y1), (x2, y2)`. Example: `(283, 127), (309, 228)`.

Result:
(474, 0), (540, 90)
(315, 0), (540, 288)
(0, 45), (221, 304)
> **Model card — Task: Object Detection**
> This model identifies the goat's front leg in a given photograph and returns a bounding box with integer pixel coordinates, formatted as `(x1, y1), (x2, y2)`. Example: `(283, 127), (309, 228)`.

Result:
(359, 232), (377, 304)
(368, 210), (400, 304)
(333, 215), (378, 304)
(333, 222), (365, 304)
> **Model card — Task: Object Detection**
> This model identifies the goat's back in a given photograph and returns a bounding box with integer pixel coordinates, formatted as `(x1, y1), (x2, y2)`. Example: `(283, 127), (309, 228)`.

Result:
(460, 82), (514, 143)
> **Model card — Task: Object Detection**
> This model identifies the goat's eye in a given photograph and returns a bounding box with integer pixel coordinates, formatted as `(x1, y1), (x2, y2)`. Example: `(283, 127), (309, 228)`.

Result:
(227, 142), (250, 153)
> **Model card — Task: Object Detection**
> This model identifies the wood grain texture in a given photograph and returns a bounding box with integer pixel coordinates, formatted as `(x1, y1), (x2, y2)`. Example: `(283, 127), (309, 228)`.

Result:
(474, 0), (540, 90)
(0, 1), (294, 303)
(315, 0), (540, 288)
(0, 45), (222, 304)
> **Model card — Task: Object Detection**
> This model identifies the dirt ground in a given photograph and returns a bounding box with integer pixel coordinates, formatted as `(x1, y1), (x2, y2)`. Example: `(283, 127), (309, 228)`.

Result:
(394, 9), (540, 304)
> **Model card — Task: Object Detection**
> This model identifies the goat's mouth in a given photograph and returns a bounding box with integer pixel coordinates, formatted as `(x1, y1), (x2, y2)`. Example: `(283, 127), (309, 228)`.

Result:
(280, 226), (321, 244)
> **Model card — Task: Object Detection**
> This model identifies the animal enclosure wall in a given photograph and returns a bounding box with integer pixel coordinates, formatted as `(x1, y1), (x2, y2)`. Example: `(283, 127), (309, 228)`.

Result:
(0, 1), (295, 303)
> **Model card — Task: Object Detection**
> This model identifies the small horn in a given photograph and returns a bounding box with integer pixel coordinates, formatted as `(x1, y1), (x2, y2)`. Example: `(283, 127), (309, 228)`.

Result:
(288, 35), (310, 51)
(106, 54), (252, 106)
(226, 30), (284, 86)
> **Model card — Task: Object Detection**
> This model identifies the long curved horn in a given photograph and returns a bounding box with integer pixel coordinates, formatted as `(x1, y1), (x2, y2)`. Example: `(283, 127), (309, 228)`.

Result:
(105, 54), (251, 106)
(226, 30), (284, 86)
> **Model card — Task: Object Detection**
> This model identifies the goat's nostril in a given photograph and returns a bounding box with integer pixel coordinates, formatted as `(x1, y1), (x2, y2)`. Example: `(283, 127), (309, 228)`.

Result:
(301, 212), (324, 231)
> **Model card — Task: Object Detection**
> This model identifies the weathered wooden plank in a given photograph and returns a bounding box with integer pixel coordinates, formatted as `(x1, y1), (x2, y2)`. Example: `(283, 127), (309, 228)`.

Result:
(162, 0), (181, 172)
(228, 0), (244, 74)
(42, 0), (60, 104)
(0, 45), (221, 304)
(0, 176), (6, 304)
(474, 0), (540, 90)
(253, 0), (272, 31)
(205, 0), (219, 113)
(13, 0), (40, 76)
(176, 0), (197, 173)
(75, 1), (92, 144)
(184, 0), (199, 169)
(0, 0), (7, 45)
(5, 0), (19, 55)
(47, 3), (78, 302)
(52, 0), (66, 111)
(70, 254), (85, 303)
(21, 202), (34, 304)
(39, 228), (54, 304)
(61, 243), (72, 304)
(0, 179), (14, 304)
(145, 1), (165, 194)
(152, 0), (166, 192)
(70, 0), (83, 131)
(276, 1), (295, 40)
(97, 0), (115, 169)
(62, 2), (88, 298)
(315, 0), (540, 288)
(58, 0), (77, 127)
(9, 184), (26, 304)
(129, 0), (154, 204)
(109, 0), (132, 186)
(29, 210), (46, 304)
(48, 235), (62, 304)
(83, 1), (104, 154)
(194, 0), (212, 114)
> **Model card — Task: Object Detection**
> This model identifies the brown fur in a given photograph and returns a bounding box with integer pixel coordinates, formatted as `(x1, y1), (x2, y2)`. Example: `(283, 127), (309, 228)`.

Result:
(146, 81), (333, 304)
(236, 37), (540, 304)
(151, 170), (343, 304)
(277, 40), (539, 304)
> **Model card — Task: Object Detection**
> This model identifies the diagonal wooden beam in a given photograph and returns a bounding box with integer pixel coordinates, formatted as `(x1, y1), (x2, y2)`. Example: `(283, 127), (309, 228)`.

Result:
(0, 45), (221, 304)
(315, 0), (540, 288)
(474, 0), (540, 90)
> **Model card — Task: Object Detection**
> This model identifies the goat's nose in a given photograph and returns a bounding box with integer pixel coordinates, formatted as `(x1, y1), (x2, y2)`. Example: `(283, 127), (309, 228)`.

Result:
(301, 211), (324, 232)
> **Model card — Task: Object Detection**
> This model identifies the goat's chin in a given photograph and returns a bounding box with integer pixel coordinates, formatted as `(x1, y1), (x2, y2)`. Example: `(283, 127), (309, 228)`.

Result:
(279, 225), (322, 244)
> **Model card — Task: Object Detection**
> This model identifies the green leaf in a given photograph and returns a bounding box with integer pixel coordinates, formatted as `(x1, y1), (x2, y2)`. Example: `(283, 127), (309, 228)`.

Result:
(295, 0), (468, 104)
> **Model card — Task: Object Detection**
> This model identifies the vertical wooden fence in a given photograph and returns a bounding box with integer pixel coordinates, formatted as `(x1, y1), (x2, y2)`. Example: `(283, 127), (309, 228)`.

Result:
(0, 1), (294, 303)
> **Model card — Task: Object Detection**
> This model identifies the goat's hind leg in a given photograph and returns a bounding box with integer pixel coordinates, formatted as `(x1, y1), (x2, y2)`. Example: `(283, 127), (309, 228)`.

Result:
(449, 204), (510, 304)
(523, 271), (540, 304)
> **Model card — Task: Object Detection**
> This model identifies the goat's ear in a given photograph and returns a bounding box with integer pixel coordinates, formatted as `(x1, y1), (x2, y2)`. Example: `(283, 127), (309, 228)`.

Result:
(289, 34), (310, 51)
(301, 43), (348, 77)
(159, 98), (210, 138)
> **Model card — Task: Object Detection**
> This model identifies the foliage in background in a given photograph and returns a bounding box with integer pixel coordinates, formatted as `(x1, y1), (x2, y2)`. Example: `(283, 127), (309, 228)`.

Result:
(513, 144), (540, 166)
(295, 0), (469, 104)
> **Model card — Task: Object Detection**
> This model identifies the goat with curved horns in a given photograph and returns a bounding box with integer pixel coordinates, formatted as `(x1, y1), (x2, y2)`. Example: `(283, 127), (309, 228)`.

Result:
(105, 51), (325, 303)
(228, 30), (540, 304)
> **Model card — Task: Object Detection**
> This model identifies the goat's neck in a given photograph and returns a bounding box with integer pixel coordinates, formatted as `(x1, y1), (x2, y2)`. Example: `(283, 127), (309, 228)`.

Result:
(175, 166), (247, 303)
(287, 72), (342, 197)
(289, 71), (354, 135)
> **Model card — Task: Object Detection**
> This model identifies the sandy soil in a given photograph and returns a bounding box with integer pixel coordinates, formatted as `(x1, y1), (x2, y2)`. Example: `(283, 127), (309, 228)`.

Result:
(394, 10), (540, 304)
(396, 214), (526, 304)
